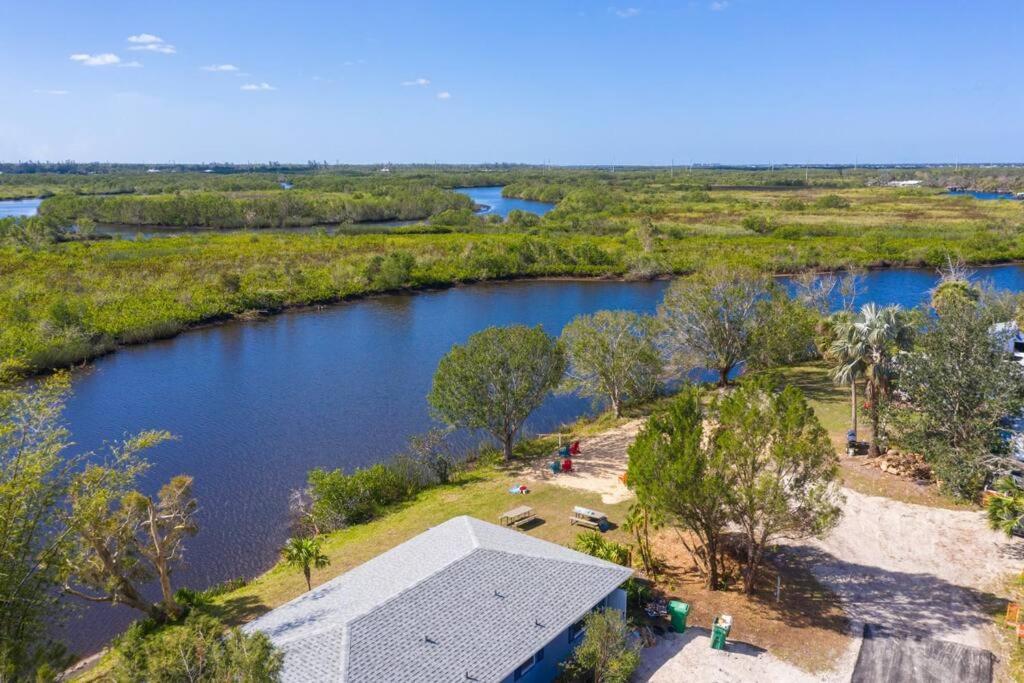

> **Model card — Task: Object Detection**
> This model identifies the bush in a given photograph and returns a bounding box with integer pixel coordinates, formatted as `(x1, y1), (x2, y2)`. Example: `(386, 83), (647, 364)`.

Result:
(573, 531), (631, 566)
(112, 613), (282, 682)
(814, 194), (850, 209)
(559, 609), (639, 683)
(363, 251), (415, 289)
(778, 196), (806, 211)
(308, 462), (416, 530)
(741, 214), (772, 234)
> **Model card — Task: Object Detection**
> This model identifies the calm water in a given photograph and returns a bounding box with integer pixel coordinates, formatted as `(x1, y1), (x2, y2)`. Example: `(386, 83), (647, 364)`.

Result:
(0, 197), (41, 217)
(54, 264), (1024, 652)
(457, 185), (555, 217)
(948, 190), (1022, 201)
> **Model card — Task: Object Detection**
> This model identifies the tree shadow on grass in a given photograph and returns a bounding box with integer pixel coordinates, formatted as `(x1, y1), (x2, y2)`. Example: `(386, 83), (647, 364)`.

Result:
(208, 593), (271, 627)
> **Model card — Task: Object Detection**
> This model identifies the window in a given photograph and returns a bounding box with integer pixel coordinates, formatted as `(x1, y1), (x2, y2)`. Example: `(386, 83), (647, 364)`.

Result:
(513, 648), (544, 680)
(569, 618), (586, 642)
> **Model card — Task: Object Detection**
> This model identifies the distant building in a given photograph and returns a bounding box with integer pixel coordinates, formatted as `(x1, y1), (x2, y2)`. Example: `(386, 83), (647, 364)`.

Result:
(246, 516), (632, 682)
(887, 180), (922, 187)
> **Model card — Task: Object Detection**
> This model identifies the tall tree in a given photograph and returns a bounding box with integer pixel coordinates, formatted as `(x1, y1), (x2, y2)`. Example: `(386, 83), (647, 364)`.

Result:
(829, 304), (911, 455)
(62, 432), (198, 622)
(717, 378), (843, 593)
(894, 297), (1024, 499)
(658, 266), (770, 386)
(560, 311), (662, 417)
(281, 537), (330, 592)
(0, 375), (76, 680)
(626, 387), (733, 588)
(428, 325), (566, 460)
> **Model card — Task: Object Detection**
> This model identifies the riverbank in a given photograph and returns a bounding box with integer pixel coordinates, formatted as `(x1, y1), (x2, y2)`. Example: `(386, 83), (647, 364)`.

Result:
(73, 364), (1020, 680)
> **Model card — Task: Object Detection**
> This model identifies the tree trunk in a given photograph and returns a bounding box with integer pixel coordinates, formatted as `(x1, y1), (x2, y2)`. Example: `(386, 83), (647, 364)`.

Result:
(706, 534), (720, 590)
(869, 400), (881, 457)
(304, 566), (312, 592)
(502, 433), (514, 461)
(850, 380), (858, 437)
(611, 395), (622, 418)
(147, 499), (182, 619)
(718, 367), (730, 387)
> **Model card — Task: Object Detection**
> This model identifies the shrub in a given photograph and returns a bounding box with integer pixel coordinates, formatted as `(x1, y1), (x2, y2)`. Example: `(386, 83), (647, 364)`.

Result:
(778, 196), (806, 211)
(814, 194), (850, 209)
(741, 214), (772, 234)
(308, 462), (414, 530)
(573, 531), (631, 566)
(363, 251), (415, 289)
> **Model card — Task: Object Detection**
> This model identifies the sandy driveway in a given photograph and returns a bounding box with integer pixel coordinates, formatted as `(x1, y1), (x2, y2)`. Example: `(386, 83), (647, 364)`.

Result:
(635, 627), (862, 683)
(784, 488), (1023, 651)
(531, 418), (1024, 678)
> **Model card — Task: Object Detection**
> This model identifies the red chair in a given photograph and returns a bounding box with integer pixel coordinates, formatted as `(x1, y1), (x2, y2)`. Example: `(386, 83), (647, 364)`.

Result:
(569, 440), (581, 455)
(561, 458), (573, 473)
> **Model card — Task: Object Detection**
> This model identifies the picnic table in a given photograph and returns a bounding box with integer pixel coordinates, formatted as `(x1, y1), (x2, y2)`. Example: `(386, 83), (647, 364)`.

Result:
(499, 505), (536, 528)
(569, 505), (607, 530)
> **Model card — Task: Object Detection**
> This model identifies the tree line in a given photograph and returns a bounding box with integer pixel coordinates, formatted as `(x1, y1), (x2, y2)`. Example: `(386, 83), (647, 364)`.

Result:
(39, 187), (473, 229)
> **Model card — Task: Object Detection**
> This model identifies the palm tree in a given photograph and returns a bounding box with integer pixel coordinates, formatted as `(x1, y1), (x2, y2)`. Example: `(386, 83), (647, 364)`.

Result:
(829, 304), (911, 457)
(281, 537), (330, 592)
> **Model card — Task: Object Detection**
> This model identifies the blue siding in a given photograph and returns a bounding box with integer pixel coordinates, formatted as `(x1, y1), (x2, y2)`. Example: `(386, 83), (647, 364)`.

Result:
(500, 588), (628, 683)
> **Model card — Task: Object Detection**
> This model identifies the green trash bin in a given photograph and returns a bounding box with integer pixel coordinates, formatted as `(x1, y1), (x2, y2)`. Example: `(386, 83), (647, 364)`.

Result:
(667, 600), (690, 633)
(710, 614), (732, 650)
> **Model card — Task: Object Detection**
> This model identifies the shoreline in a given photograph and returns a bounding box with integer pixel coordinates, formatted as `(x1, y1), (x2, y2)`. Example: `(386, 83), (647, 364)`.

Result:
(15, 258), (1021, 382)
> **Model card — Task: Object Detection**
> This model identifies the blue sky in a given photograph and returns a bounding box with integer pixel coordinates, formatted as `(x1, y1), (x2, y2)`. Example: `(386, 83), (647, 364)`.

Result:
(1, 1), (1020, 164)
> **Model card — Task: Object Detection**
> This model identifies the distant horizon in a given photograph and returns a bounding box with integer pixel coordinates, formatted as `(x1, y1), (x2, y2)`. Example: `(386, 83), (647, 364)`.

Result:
(3, 161), (1024, 169)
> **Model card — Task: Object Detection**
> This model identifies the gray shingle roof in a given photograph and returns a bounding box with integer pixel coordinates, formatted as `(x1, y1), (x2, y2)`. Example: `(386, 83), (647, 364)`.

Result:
(245, 516), (632, 682)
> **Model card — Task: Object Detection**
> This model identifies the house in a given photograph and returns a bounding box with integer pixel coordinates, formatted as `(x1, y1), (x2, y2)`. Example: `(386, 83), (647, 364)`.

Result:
(245, 516), (632, 682)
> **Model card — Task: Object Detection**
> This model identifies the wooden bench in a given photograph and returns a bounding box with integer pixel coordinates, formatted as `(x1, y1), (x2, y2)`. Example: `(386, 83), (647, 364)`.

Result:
(499, 505), (536, 529)
(569, 505), (607, 530)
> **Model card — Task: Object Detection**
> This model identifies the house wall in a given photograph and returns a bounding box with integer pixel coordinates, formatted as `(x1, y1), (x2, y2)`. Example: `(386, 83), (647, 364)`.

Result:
(500, 588), (628, 683)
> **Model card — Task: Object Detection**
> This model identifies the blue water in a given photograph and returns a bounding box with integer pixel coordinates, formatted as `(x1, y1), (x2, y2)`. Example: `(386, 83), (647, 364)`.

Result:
(456, 186), (555, 217)
(947, 190), (1021, 201)
(0, 197), (41, 217)
(56, 263), (1024, 652)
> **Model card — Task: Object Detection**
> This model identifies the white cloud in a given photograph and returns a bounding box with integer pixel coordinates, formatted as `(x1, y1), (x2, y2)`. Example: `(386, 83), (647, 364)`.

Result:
(401, 77), (430, 86)
(33, 89), (69, 96)
(127, 34), (175, 54)
(127, 33), (162, 44)
(202, 64), (239, 72)
(118, 61), (144, 68)
(436, 91), (451, 100)
(615, 7), (640, 18)
(710, 1), (729, 10)
(241, 82), (276, 91)
(70, 53), (121, 66)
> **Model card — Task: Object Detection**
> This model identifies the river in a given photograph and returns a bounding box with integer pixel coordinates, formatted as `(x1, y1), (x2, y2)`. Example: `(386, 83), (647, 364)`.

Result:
(48, 262), (1024, 652)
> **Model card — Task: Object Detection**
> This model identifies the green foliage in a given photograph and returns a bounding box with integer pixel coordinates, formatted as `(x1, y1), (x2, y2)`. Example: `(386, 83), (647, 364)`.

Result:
(814, 194), (850, 209)
(777, 196), (807, 211)
(112, 613), (282, 682)
(40, 186), (472, 229)
(505, 209), (542, 228)
(750, 292), (821, 368)
(573, 531), (631, 566)
(560, 609), (640, 683)
(741, 214), (773, 234)
(428, 325), (566, 459)
(281, 537), (330, 591)
(716, 377), (843, 593)
(931, 279), (981, 313)
(893, 298), (1024, 500)
(560, 311), (662, 417)
(62, 432), (196, 621)
(308, 462), (413, 530)
(0, 375), (76, 680)
(627, 386), (732, 588)
(987, 477), (1024, 536)
(363, 251), (415, 289)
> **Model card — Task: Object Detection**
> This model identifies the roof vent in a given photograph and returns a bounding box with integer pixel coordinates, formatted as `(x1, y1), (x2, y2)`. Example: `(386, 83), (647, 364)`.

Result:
(535, 619), (545, 628)
(465, 673), (478, 681)
(494, 590), (505, 599)
(424, 635), (438, 645)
